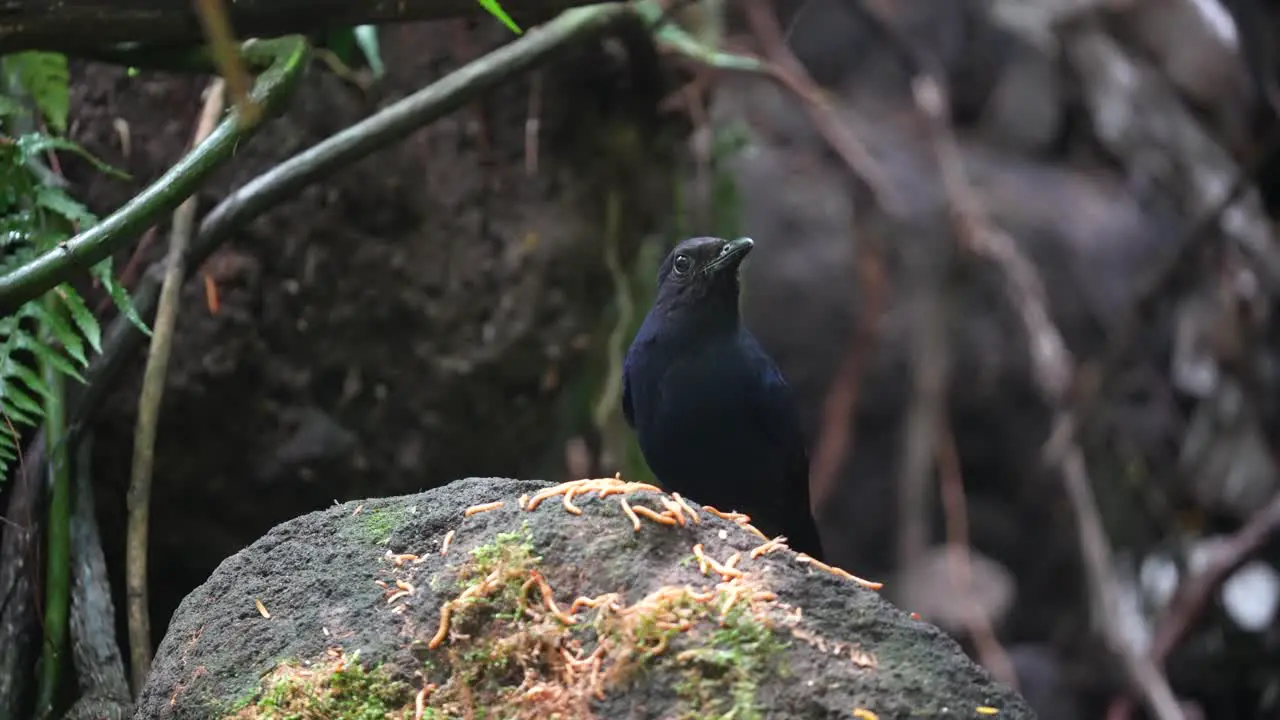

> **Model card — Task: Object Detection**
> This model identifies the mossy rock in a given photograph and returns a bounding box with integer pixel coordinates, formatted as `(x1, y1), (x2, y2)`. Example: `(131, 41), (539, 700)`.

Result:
(135, 477), (1036, 719)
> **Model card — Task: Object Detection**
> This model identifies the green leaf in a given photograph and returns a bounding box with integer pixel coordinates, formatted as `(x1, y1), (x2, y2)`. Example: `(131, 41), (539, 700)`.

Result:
(17, 335), (84, 383)
(353, 26), (386, 79)
(30, 301), (87, 367)
(36, 185), (99, 229)
(0, 379), (43, 424)
(92, 258), (151, 336)
(16, 133), (130, 179)
(0, 95), (22, 117)
(0, 439), (17, 462)
(322, 27), (360, 67)
(3, 52), (69, 133)
(57, 284), (101, 354)
(8, 361), (54, 403)
(2, 405), (40, 430)
(477, 0), (523, 34)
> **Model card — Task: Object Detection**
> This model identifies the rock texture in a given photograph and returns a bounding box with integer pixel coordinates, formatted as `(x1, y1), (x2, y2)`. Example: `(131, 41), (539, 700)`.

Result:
(136, 477), (1035, 719)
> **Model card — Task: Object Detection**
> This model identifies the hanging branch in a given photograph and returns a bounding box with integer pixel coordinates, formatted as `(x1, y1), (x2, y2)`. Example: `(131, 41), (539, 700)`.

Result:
(125, 77), (226, 696)
(910, 70), (1185, 720)
(0, 36), (310, 317)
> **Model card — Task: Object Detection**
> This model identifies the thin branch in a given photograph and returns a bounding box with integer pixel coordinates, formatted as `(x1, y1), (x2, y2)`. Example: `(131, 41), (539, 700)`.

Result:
(1064, 28), (1280, 291)
(896, 219), (949, 572)
(740, 0), (901, 215)
(193, 0), (257, 124)
(810, 219), (886, 512)
(937, 426), (1019, 690)
(592, 189), (629, 430)
(1151, 492), (1280, 663)
(126, 78), (225, 696)
(1045, 126), (1280, 469)
(1107, 491), (1280, 719)
(0, 36), (310, 317)
(910, 70), (1186, 720)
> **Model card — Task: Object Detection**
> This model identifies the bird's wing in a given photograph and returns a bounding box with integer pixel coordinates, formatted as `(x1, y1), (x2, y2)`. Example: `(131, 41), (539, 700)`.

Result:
(753, 363), (810, 469)
(751, 358), (828, 556)
(621, 355), (636, 428)
(739, 339), (811, 483)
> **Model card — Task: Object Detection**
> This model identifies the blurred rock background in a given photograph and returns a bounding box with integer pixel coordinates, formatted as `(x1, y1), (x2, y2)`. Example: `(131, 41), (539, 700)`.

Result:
(5, 0), (1280, 717)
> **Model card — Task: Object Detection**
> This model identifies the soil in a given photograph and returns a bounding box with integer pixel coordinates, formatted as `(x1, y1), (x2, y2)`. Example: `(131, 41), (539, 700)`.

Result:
(135, 476), (1036, 720)
(57, 18), (682, 659)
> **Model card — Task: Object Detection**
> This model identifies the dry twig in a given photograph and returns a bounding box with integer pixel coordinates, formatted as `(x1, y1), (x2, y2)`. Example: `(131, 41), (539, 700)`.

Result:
(1152, 492), (1280, 662)
(126, 78), (226, 695)
(194, 0), (258, 124)
(910, 69), (1185, 720)
(742, 0), (900, 215)
(936, 427), (1018, 690)
(1108, 492), (1280, 719)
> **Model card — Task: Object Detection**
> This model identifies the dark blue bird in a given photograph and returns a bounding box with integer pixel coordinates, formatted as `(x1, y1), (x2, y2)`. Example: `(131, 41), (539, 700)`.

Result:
(622, 236), (825, 559)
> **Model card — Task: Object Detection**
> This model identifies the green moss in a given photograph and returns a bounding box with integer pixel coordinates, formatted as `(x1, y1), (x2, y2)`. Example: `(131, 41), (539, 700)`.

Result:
(671, 601), (788, 720)
(466, 522), (537, 575)
(227, 656), (413, 719)
(226, 515), (792, 720)
(347, 506), (407, 545)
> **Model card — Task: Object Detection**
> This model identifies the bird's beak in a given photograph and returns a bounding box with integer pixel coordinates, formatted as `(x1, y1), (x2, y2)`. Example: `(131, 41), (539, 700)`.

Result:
(703, 237), (754, 275)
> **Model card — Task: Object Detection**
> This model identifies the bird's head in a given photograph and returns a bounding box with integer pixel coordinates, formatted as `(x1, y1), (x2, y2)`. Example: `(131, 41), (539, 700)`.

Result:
(653, 236), (754, 328)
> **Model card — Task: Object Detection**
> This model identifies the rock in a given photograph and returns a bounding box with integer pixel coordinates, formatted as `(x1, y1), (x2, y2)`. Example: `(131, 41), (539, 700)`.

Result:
(976, 36), (1065, 155)
(136, 477), (1036, 720)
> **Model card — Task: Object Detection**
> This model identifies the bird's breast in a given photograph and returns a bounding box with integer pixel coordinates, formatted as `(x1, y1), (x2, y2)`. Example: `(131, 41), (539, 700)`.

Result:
(634, 360), (767, 461)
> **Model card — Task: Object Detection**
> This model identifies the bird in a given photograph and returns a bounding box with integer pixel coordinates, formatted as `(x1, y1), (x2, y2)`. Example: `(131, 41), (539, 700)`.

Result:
(622, 235), (825, 559)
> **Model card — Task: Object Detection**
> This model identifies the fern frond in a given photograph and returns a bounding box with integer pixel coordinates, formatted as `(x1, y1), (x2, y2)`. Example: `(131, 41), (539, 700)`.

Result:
(16, 329), (85, 382)
(0, 95), (22, 118)
(17, 133), (129, 179)
(2, 52), (69, 133)
(36, 184), (99, 228)
(28, 299), (88, 367)
(92, 257), (151, 335)
(0, 120), (147, 481)
(57, 283), (101, 353)
(0, 295), (93, 476)
(477, 0), (523, 34)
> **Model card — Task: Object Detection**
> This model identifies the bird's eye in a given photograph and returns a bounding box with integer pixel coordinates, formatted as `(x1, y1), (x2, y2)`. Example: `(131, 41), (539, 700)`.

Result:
(673, 254), (693, 275)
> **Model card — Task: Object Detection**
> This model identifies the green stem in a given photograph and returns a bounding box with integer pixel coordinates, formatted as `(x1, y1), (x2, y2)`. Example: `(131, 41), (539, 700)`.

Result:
(592, 188), (628, 430)
(35, 293), (71, 719)
(0, 36), (310, 317)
